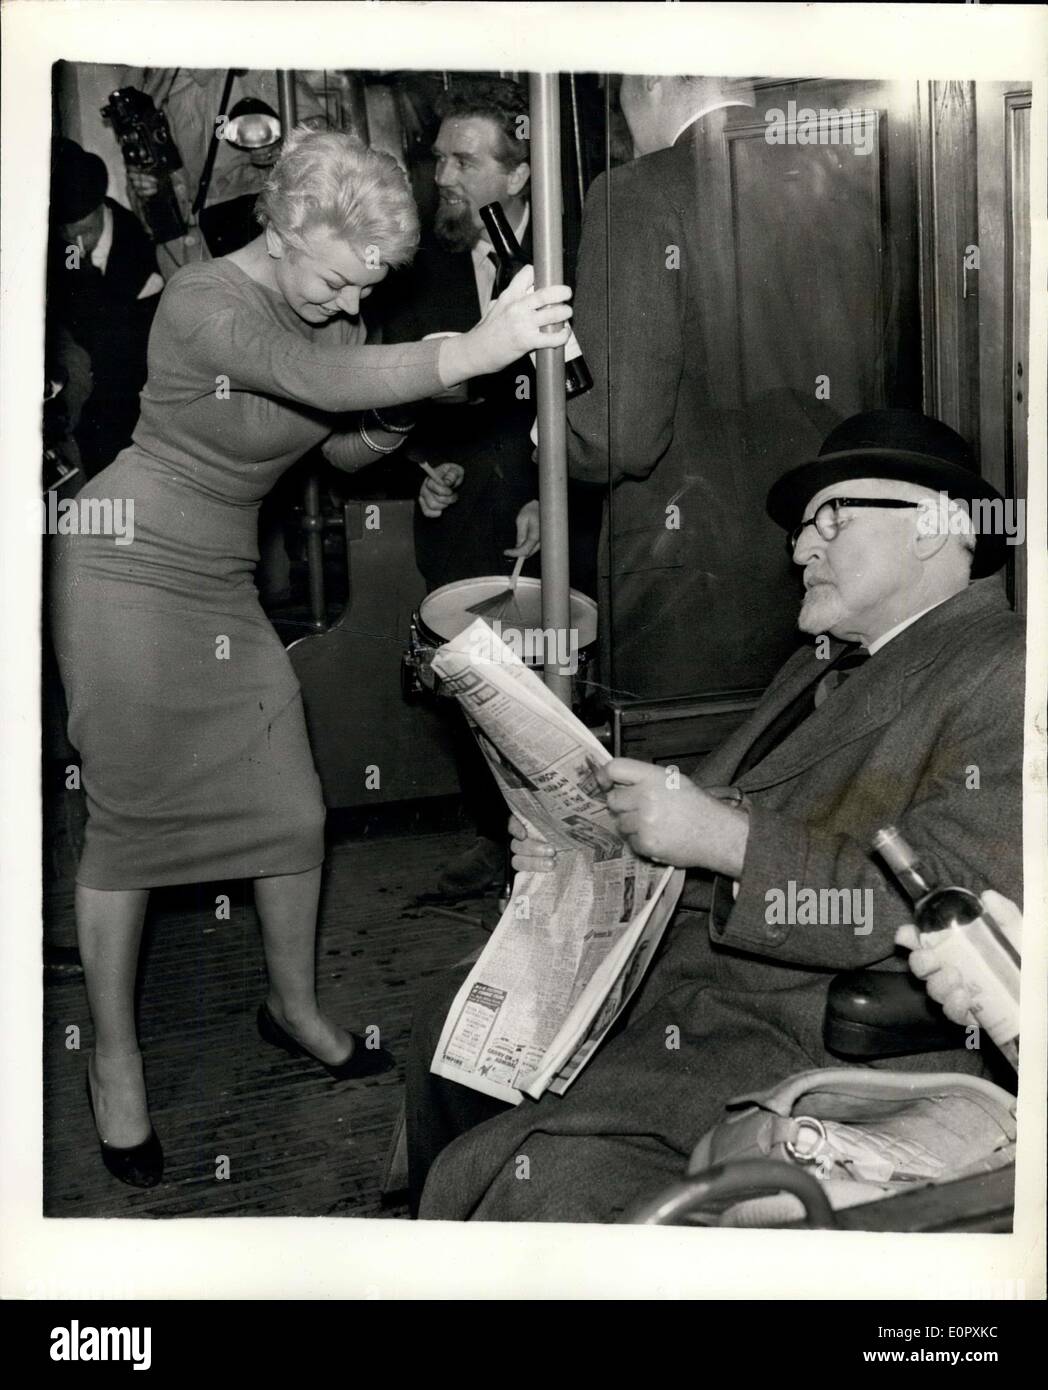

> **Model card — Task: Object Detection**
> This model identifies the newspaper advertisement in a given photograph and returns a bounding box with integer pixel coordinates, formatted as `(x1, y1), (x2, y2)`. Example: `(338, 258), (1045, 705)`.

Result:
(429, 619), (684, 1104)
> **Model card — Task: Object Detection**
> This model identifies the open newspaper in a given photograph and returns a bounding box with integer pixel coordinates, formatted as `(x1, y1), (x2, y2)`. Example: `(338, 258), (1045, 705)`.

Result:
(429, 619), (684, 1104)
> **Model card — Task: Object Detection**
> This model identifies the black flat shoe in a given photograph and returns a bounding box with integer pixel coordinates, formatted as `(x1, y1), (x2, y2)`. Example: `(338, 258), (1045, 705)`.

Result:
(85, 1070), (164, 1189)
(257, 1003), (396, 1080)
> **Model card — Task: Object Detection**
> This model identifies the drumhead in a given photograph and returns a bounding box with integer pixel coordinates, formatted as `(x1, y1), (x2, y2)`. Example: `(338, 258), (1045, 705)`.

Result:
(418, 576), (598, 660)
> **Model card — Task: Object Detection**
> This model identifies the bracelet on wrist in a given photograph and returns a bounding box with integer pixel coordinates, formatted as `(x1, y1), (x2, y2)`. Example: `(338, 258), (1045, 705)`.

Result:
(368, 405), (416, 434)
(359, 421), (402, 455)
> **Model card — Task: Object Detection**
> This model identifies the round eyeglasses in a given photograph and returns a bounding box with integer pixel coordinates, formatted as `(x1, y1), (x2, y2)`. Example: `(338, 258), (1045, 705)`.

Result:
(788, 497), (921, 554)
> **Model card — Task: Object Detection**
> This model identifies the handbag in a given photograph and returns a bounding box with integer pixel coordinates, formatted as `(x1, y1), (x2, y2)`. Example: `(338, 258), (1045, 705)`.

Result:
(682, 1067), (1017, 1227)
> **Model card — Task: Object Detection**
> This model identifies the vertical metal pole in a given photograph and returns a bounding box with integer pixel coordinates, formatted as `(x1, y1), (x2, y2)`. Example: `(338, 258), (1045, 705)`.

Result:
(530, 72), (572, 707)
(568, 74), (586, 211)
(276, 71), (298, 130)
(278, 72), (327, 631)
(343, 74), (370, 142)
(300, 476), (328, 632)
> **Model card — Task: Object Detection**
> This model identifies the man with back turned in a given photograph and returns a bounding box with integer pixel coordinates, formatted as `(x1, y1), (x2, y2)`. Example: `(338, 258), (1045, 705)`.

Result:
(405, 408), (1024, 1222)
(564, 74), (839, 702)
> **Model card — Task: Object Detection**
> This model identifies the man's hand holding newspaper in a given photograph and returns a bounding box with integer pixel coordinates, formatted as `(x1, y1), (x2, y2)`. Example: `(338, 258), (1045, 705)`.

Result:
(428, 619), (685, 1105)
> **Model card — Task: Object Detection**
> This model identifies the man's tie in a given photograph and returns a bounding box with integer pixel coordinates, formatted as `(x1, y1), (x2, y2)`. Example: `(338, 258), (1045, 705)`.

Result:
(732, 644), (870, 780)
(813, 645), (871, 708)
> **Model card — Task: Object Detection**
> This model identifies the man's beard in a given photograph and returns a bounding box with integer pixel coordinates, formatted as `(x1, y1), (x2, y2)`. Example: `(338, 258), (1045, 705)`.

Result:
(797, 582), (843, 636)
(434, 199), (479, 253)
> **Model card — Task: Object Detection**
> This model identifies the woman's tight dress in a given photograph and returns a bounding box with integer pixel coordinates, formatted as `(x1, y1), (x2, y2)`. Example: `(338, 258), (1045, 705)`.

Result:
(51, 259), (445, 889)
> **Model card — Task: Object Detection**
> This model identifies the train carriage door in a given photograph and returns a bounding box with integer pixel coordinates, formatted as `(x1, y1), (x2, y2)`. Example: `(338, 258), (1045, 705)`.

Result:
(975, 83), (1032, 615)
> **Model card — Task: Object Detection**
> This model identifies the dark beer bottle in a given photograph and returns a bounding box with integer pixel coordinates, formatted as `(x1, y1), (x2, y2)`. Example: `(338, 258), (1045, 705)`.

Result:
(479, 201), (593, 399)
(873, 825), (1020, 1068)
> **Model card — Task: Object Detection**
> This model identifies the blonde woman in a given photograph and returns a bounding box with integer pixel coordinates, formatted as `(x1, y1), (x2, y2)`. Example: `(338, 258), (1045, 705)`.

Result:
(50, 128), (572, 1188)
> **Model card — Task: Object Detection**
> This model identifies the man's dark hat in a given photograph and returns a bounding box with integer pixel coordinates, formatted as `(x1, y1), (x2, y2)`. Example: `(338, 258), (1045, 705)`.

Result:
(51, 138), (108, 224)
(766, 408), (1008, 577)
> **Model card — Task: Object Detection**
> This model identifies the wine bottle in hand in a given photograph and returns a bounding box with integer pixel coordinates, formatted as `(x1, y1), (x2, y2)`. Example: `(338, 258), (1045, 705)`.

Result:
(480, 201), (592, 399)
(873, 825), (1020, 1069)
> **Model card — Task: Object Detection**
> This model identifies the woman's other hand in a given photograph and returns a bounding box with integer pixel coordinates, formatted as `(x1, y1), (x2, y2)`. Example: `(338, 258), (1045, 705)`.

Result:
(438, 266), (572, 385)
(418, 462), (464, 518)
(894, 891), (1022, 1027)
(505, 500), (540, 559)
(509, 814), (556, 874)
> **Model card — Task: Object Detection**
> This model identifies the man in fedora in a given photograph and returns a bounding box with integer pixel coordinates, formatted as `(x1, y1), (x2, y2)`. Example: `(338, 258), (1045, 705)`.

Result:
(405, 408), (1025, 1222)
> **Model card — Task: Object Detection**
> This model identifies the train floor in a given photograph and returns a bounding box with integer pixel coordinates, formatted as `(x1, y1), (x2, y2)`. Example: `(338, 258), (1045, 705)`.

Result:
(42, 809), (501, 1219)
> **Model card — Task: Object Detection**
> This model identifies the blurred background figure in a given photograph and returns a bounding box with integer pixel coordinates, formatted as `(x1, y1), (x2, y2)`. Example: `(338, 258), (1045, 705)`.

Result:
(48, 138), (163, 480)
(564, 76), (834, 702)
(43, 324), (93, 488)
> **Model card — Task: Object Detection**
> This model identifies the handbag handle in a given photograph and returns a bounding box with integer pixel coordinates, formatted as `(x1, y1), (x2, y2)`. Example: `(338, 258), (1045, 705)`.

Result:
(625, 1157), (838, 1228)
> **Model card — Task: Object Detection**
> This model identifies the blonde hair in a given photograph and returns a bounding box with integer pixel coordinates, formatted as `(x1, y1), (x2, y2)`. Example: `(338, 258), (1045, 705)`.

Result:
(256, 127), (419, 268)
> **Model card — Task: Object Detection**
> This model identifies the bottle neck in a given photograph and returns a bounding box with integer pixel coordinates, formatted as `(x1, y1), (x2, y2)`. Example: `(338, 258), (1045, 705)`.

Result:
(479, 202), (523, 265)
(894, 864), (932, 905)
(873, 825), (934, 905)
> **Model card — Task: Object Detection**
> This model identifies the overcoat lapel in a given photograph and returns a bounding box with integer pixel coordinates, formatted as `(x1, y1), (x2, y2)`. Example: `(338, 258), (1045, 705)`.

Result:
(701, 581), (1007, 793)
(735, 653), (902, 790)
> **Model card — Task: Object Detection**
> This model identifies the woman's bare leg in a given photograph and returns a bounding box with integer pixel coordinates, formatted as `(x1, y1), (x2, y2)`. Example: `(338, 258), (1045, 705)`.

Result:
(76, 884), (152, 1147)
(254, 867), (355, 1065)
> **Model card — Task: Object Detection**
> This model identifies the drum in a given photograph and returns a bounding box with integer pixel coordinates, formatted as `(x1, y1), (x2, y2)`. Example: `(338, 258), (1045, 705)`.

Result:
(402, 575), (598, 705)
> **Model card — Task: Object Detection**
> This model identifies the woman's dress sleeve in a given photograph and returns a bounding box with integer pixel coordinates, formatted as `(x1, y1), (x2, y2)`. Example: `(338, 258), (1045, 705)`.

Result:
(160, 267), (447, 412)
(320, 423), (406, 472)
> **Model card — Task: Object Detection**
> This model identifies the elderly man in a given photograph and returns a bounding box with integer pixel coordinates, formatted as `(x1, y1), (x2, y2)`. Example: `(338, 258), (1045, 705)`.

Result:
(405, 408), (1024, 1222)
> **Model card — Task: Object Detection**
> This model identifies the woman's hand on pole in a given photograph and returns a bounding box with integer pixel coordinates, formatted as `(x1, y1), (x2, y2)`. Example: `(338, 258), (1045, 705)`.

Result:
(438, 266), (572, 386)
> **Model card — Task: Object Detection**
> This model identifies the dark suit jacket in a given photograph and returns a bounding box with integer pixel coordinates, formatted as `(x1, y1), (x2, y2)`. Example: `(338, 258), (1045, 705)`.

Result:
(373, 225), (601, 596)
(372, 230), (541, 591)
(566, 112), (837, 701)
(48, 199), (161, 476)
(420, 578), (1024, 1220)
